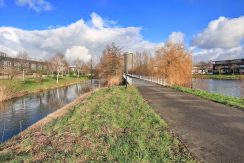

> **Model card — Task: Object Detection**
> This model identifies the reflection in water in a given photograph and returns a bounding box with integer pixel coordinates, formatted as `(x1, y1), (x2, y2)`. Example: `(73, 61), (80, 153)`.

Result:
(192, 79), (244, 98)
(0, 82), (90, 143)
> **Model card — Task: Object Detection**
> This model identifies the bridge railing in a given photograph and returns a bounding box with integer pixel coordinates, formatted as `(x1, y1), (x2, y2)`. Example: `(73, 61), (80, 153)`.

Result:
(125, 74), (169, 86)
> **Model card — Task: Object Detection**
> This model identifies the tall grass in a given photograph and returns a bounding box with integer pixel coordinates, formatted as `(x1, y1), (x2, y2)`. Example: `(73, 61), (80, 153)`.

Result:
(0, 81), (14, 102)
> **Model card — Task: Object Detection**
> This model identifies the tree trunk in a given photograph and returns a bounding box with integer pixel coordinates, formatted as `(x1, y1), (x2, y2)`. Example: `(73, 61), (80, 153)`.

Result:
(62, 66), (64, 77)
(78, 70), (80, 78)
(22, 69), (25, 81)
(57, 71), (59, 83)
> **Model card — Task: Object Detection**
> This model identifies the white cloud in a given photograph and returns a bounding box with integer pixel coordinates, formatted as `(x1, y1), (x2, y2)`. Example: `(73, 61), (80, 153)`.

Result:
(15, 0), (53, 12)
(65, 46), (91, 64)
(0, 13), (162, 63)
(192, 46), (244, 62)
(192, 16), (244, 49)
(191, 16), (244, 62)
(168, 32), (184, 44)
(91, 12), (105, 29)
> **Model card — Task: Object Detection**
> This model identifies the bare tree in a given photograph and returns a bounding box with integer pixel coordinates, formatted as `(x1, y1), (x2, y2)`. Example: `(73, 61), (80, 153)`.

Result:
(99, 43), (123, 77)
(197, 61), (212, 74)
(74, 58), (84, 78)
(50, 53), (67, 83)
(35, 68), (43, 83)
(5, 67), (18, 80)
(129, 51), (153, 76)
(16, 52), (29, 81)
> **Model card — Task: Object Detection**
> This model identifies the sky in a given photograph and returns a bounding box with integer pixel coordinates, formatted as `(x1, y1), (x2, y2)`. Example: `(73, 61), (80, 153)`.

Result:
(0, 0), (243, 63)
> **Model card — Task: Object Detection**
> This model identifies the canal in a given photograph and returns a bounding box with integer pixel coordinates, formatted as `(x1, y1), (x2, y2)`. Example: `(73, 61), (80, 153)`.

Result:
(192, 79), (244, 98)
(0, 82), (91, 143)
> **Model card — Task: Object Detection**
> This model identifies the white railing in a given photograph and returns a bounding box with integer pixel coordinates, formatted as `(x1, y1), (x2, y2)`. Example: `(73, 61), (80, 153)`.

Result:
(125, 74), (168, 86)
(123, 74), (133, 85)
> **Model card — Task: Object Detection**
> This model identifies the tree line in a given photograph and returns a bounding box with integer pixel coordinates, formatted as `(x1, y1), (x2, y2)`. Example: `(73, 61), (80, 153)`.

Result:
(2, 40), (193, 87)
(97, 41), (193, 87)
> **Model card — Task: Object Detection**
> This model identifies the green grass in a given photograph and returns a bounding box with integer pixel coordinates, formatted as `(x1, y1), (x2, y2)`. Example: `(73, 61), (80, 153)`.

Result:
(0, 86), (194, 162)
(0, 76), (88, 93)
(193, 74), (244, 80)
(173, 86), (244, 110)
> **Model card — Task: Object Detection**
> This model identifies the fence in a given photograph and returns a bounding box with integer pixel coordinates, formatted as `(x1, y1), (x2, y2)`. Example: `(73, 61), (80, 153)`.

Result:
(125, 74), (169, 86)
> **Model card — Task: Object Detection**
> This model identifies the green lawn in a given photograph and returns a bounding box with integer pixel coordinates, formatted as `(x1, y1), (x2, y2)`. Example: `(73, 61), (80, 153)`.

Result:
(173, 86), (244, 110)
(0, 76), (88, 93)
(193, 74), (244, 80)
(0, 86), (194, 162)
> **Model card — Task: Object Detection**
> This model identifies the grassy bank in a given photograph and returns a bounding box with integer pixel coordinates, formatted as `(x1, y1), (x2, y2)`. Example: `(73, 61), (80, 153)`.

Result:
(173, 86), (244, 110)
(0, 76), (88, 101)
(0, 86), (193, 162)
(193, 74), (244, 80)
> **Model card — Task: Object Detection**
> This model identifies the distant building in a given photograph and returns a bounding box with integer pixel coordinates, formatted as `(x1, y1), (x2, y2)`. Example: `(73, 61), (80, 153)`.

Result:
(126, 52), (134, 70)
(0, 52), (48, 75)
(213, 58), (244, 75)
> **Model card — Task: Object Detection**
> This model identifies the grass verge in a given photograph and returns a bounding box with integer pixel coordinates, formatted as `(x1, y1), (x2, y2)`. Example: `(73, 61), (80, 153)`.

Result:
(193, 74), (244, 80)
(0, 76), (88, 101)
(173, 86), (244, 110)
(0, 86), (194, 162)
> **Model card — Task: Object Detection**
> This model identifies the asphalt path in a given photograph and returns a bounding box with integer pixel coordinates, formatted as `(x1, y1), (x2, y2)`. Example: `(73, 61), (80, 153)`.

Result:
(131, 77), (244, 163)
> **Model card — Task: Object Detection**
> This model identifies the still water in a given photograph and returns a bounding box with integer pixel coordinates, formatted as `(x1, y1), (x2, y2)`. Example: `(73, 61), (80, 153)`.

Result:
(192, 79), (244, 98)
(0, 82), (90, 143)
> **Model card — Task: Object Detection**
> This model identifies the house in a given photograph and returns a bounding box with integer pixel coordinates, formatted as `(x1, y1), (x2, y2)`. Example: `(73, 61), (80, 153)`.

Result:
(213, 58), (244, 75)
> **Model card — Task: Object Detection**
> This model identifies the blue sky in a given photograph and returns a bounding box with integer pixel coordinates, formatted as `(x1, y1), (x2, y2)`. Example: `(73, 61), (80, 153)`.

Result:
(0, 0), (244, 62)
(1, 0), (243, 42)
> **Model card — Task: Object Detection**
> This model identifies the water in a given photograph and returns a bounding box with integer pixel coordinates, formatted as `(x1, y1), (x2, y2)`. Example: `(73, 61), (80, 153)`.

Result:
(0, 82), (90, 143)
(192, 79), (244, 98)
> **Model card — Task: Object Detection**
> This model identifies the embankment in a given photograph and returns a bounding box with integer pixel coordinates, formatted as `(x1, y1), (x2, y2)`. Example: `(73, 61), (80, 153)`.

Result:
(0, 86), (194, 162)
(0, 76), (88, 102)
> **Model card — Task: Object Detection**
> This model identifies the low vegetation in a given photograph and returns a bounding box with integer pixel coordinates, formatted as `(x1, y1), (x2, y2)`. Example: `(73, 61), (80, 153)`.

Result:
(0, 76), (88, 101)
(173, 86), (244, 110)
(0, 86), (194, 162)
(193, 74), (244, 80)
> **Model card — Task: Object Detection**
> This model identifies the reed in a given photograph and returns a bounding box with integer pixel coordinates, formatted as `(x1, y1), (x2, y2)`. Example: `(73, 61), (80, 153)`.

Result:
(0, 82), (13, 102)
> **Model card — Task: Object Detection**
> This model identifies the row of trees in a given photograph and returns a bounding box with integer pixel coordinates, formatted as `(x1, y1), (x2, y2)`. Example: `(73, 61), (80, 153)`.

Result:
(2, 41), (193, 87)
(1, 52), (91, 83)
(95, 41), (193, 87)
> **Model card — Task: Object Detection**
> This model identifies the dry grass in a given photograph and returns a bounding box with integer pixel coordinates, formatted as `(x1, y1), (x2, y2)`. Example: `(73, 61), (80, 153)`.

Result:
(107, 76), (122, 86)
(0, 82), (14, 102)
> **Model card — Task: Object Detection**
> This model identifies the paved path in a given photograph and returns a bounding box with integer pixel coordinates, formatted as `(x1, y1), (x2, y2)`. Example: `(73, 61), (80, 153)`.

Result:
(131, 77), (244, 163)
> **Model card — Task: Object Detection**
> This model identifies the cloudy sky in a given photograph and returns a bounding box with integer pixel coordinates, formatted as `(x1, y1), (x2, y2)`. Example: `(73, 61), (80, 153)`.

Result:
(0, 0), (243, 63)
